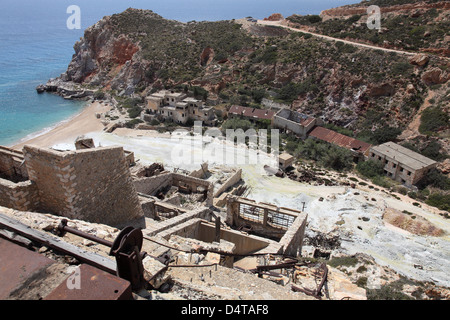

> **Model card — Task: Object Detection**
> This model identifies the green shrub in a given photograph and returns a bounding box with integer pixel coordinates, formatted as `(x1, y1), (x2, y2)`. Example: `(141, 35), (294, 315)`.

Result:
(371, 126), (402, 145)
(356, 160), (385, 179)
(426, 193), (450, 212)
(327, 256), (358, 268)
(127, 106), (143, 118)
(419, 107), (449, 135)
(356, 277), (368, 288)
(125, 119), (143, 128)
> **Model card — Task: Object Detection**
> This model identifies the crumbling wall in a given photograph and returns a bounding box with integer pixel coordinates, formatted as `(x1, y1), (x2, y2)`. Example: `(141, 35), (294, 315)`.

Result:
(134, 171), (214, 206)
(145, 208), (211, 237)
(0, 178), (39, 212)
(0, 147), (28, 181)
(214, 169), (242, 198)
(197, 221), (272, 255)
(278, 214), (308, 257)
(226, 196), (308, 256)
(172, 173), (214, 207)
(23, 145), (144, 227)
(189, 162), (208, 179)
(134, 173), (173, 196)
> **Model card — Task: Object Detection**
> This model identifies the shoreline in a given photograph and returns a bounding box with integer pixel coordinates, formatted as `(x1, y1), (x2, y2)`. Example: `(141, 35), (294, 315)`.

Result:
(12, 101), (111, 151)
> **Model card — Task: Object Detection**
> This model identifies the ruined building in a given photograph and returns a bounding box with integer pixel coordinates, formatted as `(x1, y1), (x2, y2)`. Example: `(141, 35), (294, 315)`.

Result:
(0, 145), (144, 228)
(0, 140), (319, 300)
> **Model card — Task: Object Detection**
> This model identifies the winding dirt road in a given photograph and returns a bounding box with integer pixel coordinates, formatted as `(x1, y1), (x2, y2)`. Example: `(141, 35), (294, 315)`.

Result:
(256, 19), (417, 57)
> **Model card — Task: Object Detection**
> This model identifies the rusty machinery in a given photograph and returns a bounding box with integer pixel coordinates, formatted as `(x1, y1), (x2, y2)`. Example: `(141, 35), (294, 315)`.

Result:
(57, 219), (146, 290)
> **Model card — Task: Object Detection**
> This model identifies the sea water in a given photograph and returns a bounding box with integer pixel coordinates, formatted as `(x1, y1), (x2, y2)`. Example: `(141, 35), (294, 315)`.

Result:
(0, 0), (359, 146)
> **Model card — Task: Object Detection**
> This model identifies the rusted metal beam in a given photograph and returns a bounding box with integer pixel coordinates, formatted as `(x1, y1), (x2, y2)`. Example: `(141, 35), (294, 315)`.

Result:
(254, 259), (298, 273)
(291, 263), (328, 299)
(57, 219), (113, 248)
(0, 213), (116, 274)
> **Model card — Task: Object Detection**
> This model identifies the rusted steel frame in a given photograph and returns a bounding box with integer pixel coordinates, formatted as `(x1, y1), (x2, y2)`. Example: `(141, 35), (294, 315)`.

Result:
(315, 263), (329, 296)
(57, 219), (113, 247)
(291, 284), (320, 298)
(291, 263), (328, 299)
(168, 263), (218, 269)
(254, 259), (298, 273)
(0, 213), (116, 274)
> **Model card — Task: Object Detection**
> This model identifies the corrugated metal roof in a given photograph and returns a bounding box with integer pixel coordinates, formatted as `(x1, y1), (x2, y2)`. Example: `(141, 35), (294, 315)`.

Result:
(309, 126), (372, 155)
(371, 142), (436, 170)
(229, 105), (275, 120)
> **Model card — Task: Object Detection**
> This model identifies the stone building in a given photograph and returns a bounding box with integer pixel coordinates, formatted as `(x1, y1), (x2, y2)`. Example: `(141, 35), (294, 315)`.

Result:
(368, 142), (437, 187)
(146, 90), (216, 126)
(0, 145), (144, 228)
(278, 153), (294, 170)
(272, 109), (319, 139)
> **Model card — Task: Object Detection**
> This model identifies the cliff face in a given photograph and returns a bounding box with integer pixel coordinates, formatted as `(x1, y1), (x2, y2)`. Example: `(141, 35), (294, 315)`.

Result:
(62, 15), (144, 92)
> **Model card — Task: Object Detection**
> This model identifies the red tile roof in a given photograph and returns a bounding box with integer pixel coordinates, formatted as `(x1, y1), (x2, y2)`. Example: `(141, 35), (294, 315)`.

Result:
(308, 126), (372, 155)
(228, 105), (275, 120)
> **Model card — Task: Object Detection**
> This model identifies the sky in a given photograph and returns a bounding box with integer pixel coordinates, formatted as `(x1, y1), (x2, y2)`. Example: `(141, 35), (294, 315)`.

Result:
(0, 0), (362, 26)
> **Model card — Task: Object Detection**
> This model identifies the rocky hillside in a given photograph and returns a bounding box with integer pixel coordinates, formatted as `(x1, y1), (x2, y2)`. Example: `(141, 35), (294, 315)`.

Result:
(289, 0), (450, 56)
(43, 6), (449, 149)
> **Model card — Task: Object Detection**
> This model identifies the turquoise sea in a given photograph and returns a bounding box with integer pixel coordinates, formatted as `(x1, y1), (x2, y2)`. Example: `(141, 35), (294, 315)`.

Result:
(0, 0), (359, 146)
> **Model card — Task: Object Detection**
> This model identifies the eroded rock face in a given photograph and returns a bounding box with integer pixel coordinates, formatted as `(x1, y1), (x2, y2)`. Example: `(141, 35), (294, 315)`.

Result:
(264, 13), (284, 21)
(409, 54), (429, 67)
(421, 67), (450, 86)
(64, 17), (141, 90)
(368, 83), (395, 97)
(200, 47), (215, 66)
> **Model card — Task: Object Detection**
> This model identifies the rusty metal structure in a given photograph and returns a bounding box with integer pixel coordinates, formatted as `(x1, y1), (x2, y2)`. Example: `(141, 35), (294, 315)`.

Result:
(57, 219), (147, 291)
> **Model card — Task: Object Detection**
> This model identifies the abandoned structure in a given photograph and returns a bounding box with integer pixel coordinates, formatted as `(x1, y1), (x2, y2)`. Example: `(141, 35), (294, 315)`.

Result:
(308, 126), (372, 161)
(146, 90), (216, 126)
(278, 153), (295, 170)
(227, 105), (275, 124)
(272, 109), (319, 139)
(0, 134), (315, 300)
(0, 145), (144, 227)
(369, 142), (437, 187)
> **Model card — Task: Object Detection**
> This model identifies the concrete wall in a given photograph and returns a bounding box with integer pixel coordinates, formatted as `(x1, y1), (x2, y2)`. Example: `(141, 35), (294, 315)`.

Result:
(197, 222), (271, 255)
(189, 162), (209, 179)
(272, 109), (316, 139)
(0, 178), (39, 212)
(23, 145), (144, 227)
(144, 208), (211, 237)
(134, 172), (173, 196)
(214, 169), (242, 198)
(278, 214), (308, 257)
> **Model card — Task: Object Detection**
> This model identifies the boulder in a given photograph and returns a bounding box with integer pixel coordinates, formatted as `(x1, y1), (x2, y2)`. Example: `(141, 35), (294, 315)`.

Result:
(36, 84), (45, 94)
(264, 13), (284, 21)
(409, 54), (429, 67)
(200, 47), (215, 66)
(368, 83), (395, 97)
(421, 67), (450, 86)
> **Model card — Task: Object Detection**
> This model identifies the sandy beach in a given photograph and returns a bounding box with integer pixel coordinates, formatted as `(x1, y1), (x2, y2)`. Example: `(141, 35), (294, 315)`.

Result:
(12, 101), (111, 150)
